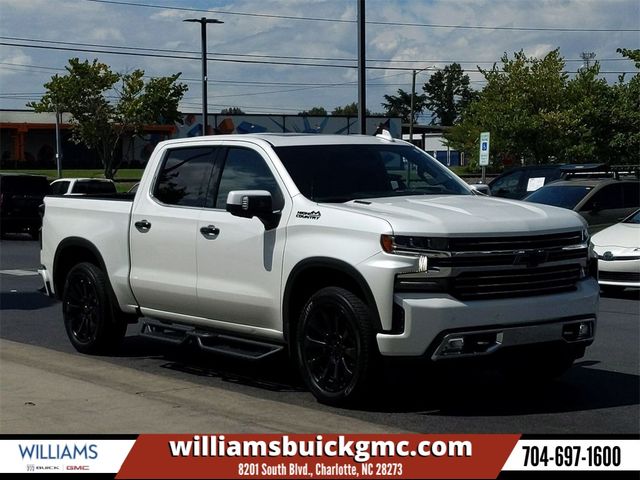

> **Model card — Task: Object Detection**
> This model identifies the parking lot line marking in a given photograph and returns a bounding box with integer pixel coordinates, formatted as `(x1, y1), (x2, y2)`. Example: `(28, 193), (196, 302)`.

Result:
(0, 269), (39, 276)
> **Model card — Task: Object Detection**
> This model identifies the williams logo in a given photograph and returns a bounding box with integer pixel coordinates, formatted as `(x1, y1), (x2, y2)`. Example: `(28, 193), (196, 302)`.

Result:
(18, 443), (98, 460)
(296, 210), (321, 220)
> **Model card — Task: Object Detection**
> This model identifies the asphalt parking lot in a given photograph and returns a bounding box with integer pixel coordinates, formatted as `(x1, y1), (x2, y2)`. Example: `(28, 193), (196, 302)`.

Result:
(1, 235), (638, 434)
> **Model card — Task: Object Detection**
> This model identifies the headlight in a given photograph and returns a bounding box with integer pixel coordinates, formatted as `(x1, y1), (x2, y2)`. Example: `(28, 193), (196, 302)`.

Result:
(380, 234), (449, 254)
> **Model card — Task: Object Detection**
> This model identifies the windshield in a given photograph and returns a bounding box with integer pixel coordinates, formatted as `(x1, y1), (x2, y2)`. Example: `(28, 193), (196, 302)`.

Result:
(524, 185), (592, 209)
(623, 209), (640, 224)
(274, 144), (471, 202)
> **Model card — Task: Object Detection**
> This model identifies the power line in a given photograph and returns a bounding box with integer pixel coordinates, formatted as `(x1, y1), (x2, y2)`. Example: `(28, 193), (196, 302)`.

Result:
(0, 61), (414, 89)
(1, 36), (634, 68)
(2, 41), (636, 75)
(84, 0), (640, 32)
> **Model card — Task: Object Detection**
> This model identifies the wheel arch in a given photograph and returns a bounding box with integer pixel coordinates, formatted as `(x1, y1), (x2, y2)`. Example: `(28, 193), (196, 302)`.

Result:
(282, 257), (382, 347)
(53, 237), (109, 300)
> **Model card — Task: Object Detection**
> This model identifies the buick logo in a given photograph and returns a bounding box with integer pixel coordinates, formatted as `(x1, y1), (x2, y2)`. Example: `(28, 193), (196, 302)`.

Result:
(514, 249), (549, 267)
(602, 251), (614, 261)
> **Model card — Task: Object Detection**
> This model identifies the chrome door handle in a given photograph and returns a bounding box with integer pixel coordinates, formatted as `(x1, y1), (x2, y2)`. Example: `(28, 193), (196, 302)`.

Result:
(200, 225), (220, 238)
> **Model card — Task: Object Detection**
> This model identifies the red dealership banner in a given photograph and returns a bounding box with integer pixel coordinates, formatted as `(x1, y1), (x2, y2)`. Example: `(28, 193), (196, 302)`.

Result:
(115, 434), (520, 479)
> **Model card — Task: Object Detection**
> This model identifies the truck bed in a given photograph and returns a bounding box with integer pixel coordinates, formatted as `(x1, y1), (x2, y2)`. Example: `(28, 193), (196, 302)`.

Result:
(40, 194), (138, 310)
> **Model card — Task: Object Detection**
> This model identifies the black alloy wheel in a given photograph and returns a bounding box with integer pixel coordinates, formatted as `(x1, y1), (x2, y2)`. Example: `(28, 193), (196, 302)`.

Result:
(65, 271), (100, 344)
(62, 262), (126, 354)
(296, 287), (376, 405)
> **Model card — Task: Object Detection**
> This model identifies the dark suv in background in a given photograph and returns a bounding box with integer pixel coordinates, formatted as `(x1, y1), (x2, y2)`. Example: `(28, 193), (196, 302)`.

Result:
(524, 178), (640, 233)
(0, 174), (49, 238)
(488, 165), (564, 199)
(487, 164), (612, 200)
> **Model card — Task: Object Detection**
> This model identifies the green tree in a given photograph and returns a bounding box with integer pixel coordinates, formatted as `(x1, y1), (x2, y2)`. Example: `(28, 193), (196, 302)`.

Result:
(446, 50), (570, 166)
(298, 106), (328, 116)
(220, 107), (245, 115)
(28, 58), (187, 179)
(609, 48), (640, 164)
(381, 88), (426, 123)
(422, 63), (474, 126)
(331, 102), (370, 116)
(563, 63), (614, 162)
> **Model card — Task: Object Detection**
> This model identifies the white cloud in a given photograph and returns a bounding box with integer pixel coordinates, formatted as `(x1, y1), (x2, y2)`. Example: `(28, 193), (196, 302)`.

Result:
(0, 0), (638, 113)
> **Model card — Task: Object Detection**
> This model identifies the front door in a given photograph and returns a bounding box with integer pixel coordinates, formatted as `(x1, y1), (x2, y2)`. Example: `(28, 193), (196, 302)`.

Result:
(196, 145), (288, 331)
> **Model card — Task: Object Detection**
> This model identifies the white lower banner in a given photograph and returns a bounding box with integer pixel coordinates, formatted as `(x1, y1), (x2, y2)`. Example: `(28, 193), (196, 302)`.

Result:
(0, 439), (136, 474)
(502, 439), (640, 471)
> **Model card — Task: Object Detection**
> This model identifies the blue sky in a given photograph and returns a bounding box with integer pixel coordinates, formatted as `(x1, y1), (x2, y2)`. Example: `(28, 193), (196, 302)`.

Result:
(1, 0), (638, 120)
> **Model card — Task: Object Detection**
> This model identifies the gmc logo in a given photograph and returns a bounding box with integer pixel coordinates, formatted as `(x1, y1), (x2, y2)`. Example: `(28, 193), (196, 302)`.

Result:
(514, 249), (548, 267)
(66, 466), (90, 471)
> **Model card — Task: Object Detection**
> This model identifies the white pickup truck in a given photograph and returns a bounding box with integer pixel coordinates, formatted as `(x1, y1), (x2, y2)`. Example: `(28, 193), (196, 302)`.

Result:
(40, 133), (599, 405)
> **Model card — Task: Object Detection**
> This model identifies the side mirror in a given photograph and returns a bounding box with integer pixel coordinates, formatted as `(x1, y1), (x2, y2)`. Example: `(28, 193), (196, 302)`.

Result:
(470, 183), (491, 195)
(226, 190), (280, 229)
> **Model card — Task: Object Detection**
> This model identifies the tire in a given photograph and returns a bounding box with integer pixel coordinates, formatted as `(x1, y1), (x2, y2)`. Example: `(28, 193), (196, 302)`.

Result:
(295, 286), (378, 406)
(62, 262), (127, 354)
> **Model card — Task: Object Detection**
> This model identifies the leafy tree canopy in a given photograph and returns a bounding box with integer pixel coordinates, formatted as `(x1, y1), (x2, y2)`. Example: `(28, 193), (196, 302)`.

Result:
(422, 63), (475, 126)
(29, 58), (187, 179)
(381, 88), (426, 123)
(298, 106), (328, 116)
(331, 102), (370, 116)
(445, 48), (639, 168)
(220, 107), (245, 115)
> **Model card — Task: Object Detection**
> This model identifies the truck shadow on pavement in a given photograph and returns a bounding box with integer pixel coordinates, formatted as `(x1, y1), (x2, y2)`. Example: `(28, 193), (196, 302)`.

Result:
(113, 334), (638, 416)
(360, 360), (640, 416)
(0, 291), (57, 310)
(114, 335), (305, 393)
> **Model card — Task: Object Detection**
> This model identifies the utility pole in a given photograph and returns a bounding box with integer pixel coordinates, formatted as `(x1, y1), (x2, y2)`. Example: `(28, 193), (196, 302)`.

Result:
(54, 106), (62, 178)
(357, 0), (366, 134)
(409, 67), (430, 145)
(184, 17), (224, 136)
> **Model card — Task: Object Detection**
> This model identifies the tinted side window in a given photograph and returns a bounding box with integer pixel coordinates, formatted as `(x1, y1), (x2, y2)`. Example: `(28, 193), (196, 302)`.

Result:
(74, 181), (117, 194)
(50, 181), (70, 195)
(214, 148), (283, 210)
(490, 171), (523, 198)
(622, 182), (640, 208)
(154, 147), (216, 207)
(582, 184), (623, 210)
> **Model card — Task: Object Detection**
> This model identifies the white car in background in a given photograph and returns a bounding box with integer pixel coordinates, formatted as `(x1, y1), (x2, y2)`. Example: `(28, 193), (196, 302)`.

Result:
(50, 178), (116, 195)
(591, 209), (640, 293)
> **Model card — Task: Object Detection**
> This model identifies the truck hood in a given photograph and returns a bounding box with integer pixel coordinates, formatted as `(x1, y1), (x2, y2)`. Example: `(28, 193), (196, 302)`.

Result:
(325, 194), (586, 236)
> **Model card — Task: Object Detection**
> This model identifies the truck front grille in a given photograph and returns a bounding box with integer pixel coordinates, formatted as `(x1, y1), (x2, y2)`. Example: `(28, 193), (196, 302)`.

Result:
(448, 231), (584, 252)
(451, 264), (582, 300)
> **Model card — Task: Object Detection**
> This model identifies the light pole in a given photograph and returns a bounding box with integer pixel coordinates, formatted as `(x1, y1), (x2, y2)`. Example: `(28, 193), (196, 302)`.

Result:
(54, 106), (62, 178)
(357, 0), (366, 134)
(184, 17), (223, 136)
(409, 66), (431, 146)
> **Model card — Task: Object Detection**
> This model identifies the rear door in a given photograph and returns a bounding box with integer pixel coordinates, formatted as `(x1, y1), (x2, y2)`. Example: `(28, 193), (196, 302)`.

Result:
(579, 183), (626, 232)
(195, 144), (288, 330)
(129, 146), (218, 316)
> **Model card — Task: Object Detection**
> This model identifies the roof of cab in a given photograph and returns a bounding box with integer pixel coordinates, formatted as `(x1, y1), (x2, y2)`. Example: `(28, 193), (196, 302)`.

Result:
(162, 133), (406, 148)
